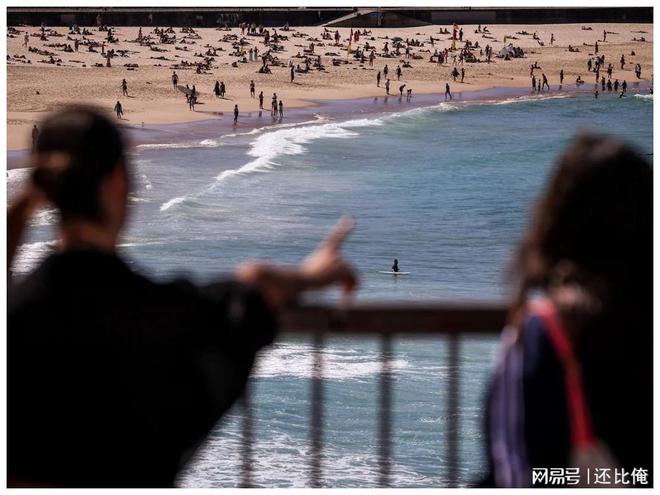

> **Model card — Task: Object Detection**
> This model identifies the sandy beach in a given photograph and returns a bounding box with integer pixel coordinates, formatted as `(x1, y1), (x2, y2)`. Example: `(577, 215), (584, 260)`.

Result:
(7, 22), (653, 151)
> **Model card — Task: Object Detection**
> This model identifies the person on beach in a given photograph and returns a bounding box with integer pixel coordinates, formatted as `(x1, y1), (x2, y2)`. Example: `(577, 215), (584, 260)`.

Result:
(214, 81), (220, 98)
(391, 259), (399, 273)
(233, 104), (239, 124)
(31, 125), (39, 149)
(559, 69), (564, 87)
(542, 73), (549, 91)
(278, 100), (283, 119)
(398, 84), (406, 97)
(290, 66), (295, 83)
(531, 75), (536, 91)
(121, 79), (128, 97)
(113, 100), (123, 119)
(385, 79), (390, 95)
(23, 32), (29, 48)
(445, 83), (452, 100)
(480, 134), (652, 487)
(377, 71), (381, 87)
(188, 93), (196, 111)
(171, 71), (178, 90)
(250, 80), (255, 97)
(271, 93), (278, 117)
(461, 67), (465, 83)
(7, 106), (357, 487)
(620, 54), (625, 70)
(259, 91), (264, 109)
(622, 80), (628, 94)
(614, 79), (620, 92)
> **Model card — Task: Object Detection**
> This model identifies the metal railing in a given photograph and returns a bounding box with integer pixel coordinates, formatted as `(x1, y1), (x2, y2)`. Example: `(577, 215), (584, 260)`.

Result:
(238, 302), (507, 488)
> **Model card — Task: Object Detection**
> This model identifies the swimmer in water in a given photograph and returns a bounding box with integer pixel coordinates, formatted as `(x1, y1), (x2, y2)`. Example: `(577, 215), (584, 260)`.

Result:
(392, 259), (399, 273)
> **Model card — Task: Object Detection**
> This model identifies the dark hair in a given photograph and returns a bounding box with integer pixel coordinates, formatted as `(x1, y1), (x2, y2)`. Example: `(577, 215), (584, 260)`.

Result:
(31, 105), (127, 223)
(510, 133), (652, 331)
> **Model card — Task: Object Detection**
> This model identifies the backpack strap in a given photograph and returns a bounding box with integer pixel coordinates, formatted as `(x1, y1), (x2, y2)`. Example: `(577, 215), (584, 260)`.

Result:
(527, 297), (596, 448)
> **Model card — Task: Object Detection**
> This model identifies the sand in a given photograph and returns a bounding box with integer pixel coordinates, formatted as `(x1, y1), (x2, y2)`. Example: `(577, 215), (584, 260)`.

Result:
(7, 22), (653, 151)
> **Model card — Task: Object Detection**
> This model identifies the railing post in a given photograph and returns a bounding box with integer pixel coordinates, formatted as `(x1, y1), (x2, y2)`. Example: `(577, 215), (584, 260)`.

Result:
(310, 332), (324, 487)
(378, 334), (393, 487)
(239, 383), (254, 488)
(445, 333), (460, 487)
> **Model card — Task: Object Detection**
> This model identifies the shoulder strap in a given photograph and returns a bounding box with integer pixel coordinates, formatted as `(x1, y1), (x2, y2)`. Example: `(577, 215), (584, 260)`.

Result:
(527, 298), (596, 448)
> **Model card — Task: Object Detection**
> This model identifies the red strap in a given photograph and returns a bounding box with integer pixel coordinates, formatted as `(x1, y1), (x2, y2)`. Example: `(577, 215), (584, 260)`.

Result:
(528, 298), (596, 448)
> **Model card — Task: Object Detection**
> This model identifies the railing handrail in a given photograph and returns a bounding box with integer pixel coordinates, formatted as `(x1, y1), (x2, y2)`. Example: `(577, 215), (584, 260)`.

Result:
(280, 301), (508, 334)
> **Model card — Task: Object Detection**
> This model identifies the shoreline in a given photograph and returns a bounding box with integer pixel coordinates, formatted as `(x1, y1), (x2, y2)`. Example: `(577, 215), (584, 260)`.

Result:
(8, 80), (651, 169)
(8, 22), (652, 153)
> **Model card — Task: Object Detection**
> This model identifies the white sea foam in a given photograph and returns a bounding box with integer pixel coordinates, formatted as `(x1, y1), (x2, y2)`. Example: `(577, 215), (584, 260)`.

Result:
(178, 428), (432, 488)
(11, 240), (58, 274)
(160, 196), (188, 211)
(634, 93), (653, 100)
(494, 93), (573, 105)
(253, 342), (408, 381)
(214, 117), (381, 183)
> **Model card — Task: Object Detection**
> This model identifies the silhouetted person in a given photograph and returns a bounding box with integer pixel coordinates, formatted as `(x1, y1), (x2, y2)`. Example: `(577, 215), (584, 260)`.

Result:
(7, 106), (357, 487)
(480, 134), (652, 487)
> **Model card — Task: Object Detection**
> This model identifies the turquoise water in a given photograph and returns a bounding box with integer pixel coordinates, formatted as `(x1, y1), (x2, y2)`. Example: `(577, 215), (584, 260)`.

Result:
(8, 91), (653, 487)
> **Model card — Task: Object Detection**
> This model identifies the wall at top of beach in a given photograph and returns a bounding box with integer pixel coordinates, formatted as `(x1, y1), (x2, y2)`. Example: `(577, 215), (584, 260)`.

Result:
(6, 7), (653, 28)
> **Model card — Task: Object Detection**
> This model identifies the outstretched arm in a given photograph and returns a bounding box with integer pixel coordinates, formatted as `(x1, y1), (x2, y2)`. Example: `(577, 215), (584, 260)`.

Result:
(235, 217), (357, 310)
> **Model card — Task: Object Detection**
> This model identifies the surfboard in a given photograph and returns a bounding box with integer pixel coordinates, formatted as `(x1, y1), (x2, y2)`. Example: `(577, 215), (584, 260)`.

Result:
(379, 271), (410, 275)
(177, 85), (193, 95)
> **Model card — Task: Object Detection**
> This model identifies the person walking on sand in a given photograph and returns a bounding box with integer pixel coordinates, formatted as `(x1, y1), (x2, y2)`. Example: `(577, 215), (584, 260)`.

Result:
(559, 69), (564, 86)
(396, 65), (402, 81)
(278, 100), (283, 119)
(445, 83), (452, 100)
(23, 32), (29, 48)
(620, 54), (625, 70)
(542, 73), (549, 91)
(259, 91), (264, 109)
(376, 71), (381, 87)
(233, 104), (239, 125)
(250, 80), (255, 97)
(290, 66), (295, 83)
(114, 100), (123, 119)
(31, 124), (39, 149)
(121, 79), (128, 97)
(214, 81), (220, 98)
(461, 67), (465, 83)
(172, 71), (178, 90)
(385, 79), (390, 95)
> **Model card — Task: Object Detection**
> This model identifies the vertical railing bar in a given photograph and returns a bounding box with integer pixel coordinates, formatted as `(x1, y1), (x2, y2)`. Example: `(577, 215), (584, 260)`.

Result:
(378, 334), (393, 487)
(310, 331), (324, 487)
(445, 333), (460, 487)
(239, 382), (254, 488)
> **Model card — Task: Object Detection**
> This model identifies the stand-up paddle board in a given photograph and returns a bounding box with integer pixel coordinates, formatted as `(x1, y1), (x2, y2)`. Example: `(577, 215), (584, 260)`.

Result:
(379, 271), (410, 275)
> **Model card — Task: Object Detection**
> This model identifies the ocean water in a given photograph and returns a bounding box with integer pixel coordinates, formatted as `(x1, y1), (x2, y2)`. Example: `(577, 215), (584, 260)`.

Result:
(8, 90), (653, 487)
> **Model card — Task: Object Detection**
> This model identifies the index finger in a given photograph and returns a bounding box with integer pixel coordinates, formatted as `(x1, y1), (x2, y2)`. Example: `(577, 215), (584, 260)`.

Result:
(323, 216), (355, 250)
